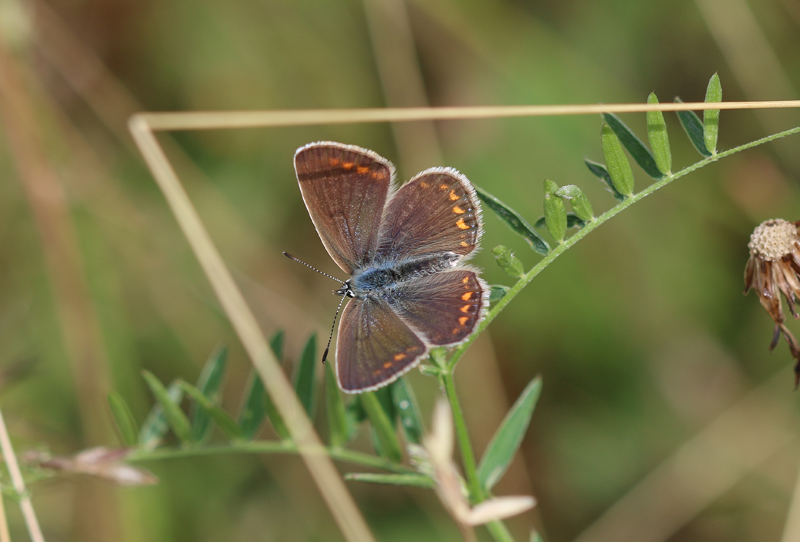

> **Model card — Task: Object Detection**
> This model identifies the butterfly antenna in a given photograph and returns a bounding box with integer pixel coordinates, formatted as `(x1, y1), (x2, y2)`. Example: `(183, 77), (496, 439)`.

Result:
(283, 252), (342, 283)
(321, 294), (348, 364)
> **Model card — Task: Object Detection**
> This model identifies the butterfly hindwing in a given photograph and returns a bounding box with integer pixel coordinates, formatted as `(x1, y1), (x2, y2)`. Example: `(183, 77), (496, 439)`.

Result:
(336, 296), (427, 393)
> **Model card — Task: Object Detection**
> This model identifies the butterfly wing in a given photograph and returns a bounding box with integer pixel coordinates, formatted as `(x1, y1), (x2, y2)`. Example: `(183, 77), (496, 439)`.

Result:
(336, 296), (427, 393)
(294, 142), (394, 274)
(376, 167), (482, 262)
(388, 269), (488, 346)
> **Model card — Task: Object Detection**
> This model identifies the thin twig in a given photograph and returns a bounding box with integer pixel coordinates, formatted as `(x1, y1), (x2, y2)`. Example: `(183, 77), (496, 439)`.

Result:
(0, 408), (45, 542)
(134, 100), (800, 132)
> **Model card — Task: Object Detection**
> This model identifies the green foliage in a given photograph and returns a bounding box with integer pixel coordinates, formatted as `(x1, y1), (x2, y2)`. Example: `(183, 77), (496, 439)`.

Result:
(543, 179), (567, 242)
(492, 245), (525, 278)
(325, 360), (349, 448)
(391, 378), (424, 444)
(477, 377), (542, 491)
(474, 184), (550, 255)
(647, 93), (672, 175)
(344, 472), (434, 488)
(142, 371), (192, 444)
(190, 345), (228, 442)
(601, 124), (635, 196)
(675, 98), (712, 157)
(294, 334), (318, 419)
(361, 391), (403, 463)
(554, 185), (594, 222)
(602, 112), (663, 179)
(704, 73), (722, 155)
(108, 392), (139, 447)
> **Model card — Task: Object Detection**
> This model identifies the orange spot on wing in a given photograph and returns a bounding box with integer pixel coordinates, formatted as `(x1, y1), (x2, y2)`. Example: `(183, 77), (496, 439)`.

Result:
(462, 276), (470, 284)
(458, 316), (470, 326)
(357, 166), (369, 174)
(453, 205), (465, 214)
(383, 361), (393, 369)
(461, 292), (473, 301)
(329, 158), (340, 165)
(439, 184), (449, 191)
(342, 162), (354, 170)
(420, 181), (430, 188)
(460, 305), (471, 313)
(393, 353), (406, 361)
(456, 218), (469, 230)
(449, 190), (459, 201)
(460, 241), (469, 248)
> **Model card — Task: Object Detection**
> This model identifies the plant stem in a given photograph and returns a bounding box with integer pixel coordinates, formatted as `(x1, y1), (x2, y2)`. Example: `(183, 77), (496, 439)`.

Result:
(442, 371), (483, 501)
(127, 441), (415, 474)
(448, 124), (800, 372)
(486, 519), (517, 542)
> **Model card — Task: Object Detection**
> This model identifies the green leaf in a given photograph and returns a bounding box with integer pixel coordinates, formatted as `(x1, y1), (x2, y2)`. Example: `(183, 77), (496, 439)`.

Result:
(344, 472), (434, 488)
(179, 381), (243, 441)
(674, 97), (712, 157)
(543, 179), (567, 242)
(478, 376), (543, 491)
(190, 345), (228, 442)
(530, 531), (545, 542)
(601, 124), (635, 196)
(489, 285), (509, 304)
(555, 185), (594, 222)
(566, 213), (586, 229)
(108, 392), (138, 447)
(240, 331), (291, 440)
(294, 334), (318, 419)
(141, 371), (192, 444)
(646, 92), (672, 175)
(584, 159), (625, 202)
(325, 360), (349, 448)
(602, 113), (663, 180)
(474, 184), (550, 255)
(391, 378), (423, 444)
(361, 391), (402, 463)
(492, 245), (524, 278)
(704, 73), (722, 155)
(138, 381), (184, 449)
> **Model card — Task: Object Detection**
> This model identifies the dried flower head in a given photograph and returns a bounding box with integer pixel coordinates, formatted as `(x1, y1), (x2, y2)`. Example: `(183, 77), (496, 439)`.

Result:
(744, 218), (800, 386)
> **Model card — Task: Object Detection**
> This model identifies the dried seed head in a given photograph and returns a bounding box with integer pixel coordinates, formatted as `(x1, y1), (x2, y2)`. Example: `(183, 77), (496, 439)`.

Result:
(748, 219), (798, 261)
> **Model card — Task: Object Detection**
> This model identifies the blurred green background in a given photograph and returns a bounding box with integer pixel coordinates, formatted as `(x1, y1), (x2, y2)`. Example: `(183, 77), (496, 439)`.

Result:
(1, 0), (800, 540)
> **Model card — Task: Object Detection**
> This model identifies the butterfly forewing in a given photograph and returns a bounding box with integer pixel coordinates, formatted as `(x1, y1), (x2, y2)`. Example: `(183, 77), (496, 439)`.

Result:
(294, 142), (394, 274)
(388, 269), (487, 345)
(336, 296), (427, 393)
(377, 168), (482, 262)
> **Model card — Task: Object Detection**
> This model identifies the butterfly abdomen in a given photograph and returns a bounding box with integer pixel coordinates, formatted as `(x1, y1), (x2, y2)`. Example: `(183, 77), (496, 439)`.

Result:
(352, 253), (460, 293)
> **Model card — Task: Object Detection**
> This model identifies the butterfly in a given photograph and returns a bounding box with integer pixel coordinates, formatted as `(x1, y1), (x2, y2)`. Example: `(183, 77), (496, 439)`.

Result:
(293, 142), (488, 393)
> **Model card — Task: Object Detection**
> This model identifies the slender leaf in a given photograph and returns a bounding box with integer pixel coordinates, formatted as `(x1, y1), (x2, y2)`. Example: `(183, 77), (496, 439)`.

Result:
(602, 112), (663, 180)
(344, 472), (434, 488)
(108, 392), (138, 447)
(391, 378), (423, 444)
(138, 381), (184, 449)
(584, 159), (625, 201)
(601, 124), (635, 196)
(325, 360), (349, 448)
(141, 371), (192, 444)
(704, 73), (722, 155)
(361, 391), (402, 463)
(239, 331), (289, 440)
(179, 381), (243, 441)
(489, 285), (509, 304)
(294, 334), (318, 419)
(478, 377), (543, 491)
(190, 345), (228, 442)
(474, 184), (550, 255)
(555, 185), (594, 222)
(543, 179), (566, 242)
(492, 245), (524, 278)
(646, 92), (672, 175)
(674, 97), (711, 157)
(530, 531), (545, 542)
(566, 213), (586, 229)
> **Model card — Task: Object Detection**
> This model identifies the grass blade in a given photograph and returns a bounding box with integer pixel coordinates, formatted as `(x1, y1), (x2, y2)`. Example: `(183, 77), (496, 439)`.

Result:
(190, 345), (228, 442)
(344, 472), (434, 488)
(361, 391), (402, 463)
(141, 371), (192, 444)
(674, 97), (712, 157)
(325, 360), (349, 448)
(602, 112), (663, 179)
(179, 380), (243, 441)
(107, 392), (138, 447)
(704, 73), (722, 155)
(478, 377), (542, 491)
(239, 331), (287, 440)
(474, 184), (550, 255)
(601, 124), (635, 197)
(391, 378), (423, 444)
(138, 381), (184, 449)
(294, 333), (318, 419)
(646, 92), (672, 175)
(584, 159), (625, 201)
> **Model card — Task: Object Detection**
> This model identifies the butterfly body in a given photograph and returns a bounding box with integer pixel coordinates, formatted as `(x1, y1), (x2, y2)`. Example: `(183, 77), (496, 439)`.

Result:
(294, 142), (488, 393)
